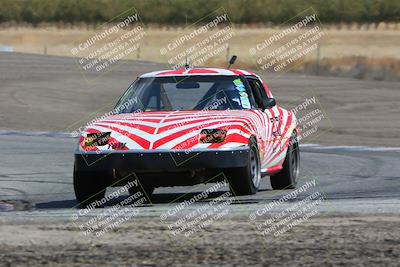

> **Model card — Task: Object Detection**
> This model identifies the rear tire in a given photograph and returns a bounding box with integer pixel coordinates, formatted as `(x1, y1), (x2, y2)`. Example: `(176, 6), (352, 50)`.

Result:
(226, 138), (261, 196)
(73, 168), (107, 208)
(270, 132), (300, 190)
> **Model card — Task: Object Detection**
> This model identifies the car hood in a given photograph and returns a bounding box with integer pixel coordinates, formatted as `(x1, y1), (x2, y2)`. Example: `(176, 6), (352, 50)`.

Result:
(78, 110), (260, 152)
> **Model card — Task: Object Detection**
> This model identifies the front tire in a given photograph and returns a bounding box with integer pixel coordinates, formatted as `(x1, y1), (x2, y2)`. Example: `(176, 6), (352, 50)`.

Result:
(73, 168), (107, 208)
(128, 183), (154, 202)
(270, 132), (300, 189)
(226, 139), (261, 196)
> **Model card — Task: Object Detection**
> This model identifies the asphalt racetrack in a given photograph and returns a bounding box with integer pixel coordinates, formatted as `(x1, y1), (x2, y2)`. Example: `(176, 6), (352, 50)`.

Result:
(0, 53), (399, 266)
(0, 133), (400, 214)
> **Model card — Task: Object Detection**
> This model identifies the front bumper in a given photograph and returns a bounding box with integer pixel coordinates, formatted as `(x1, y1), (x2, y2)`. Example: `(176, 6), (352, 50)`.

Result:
(74, 147), (250, 172)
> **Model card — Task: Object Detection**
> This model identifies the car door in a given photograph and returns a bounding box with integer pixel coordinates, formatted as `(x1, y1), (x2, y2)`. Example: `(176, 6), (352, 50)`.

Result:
(245, 77), (282, 169)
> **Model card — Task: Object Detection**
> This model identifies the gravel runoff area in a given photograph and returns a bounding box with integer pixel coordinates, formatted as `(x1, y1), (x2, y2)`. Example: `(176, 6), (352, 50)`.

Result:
(0, 215), (399, 267)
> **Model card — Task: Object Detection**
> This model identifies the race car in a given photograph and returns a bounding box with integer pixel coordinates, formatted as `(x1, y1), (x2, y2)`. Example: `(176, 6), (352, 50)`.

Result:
(73, 65), (300, 207)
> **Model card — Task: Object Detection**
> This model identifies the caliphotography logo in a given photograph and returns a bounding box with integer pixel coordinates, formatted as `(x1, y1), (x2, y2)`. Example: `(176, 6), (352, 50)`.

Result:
(248, 175), (327, 242)
(167, 91), (234, 166)
(67, 93), (145, 167)
(249, 7), (325, 77)
(159, 173), (238, 245)
(70, 6), (146, 83)
(288, 90), (334, 143)
(160, 7), (235, 71)
(70, 173), (149, 238)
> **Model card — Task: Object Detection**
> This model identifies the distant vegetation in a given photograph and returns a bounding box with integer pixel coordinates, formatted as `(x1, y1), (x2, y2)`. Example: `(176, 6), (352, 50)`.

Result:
(0, 0), (399, 25)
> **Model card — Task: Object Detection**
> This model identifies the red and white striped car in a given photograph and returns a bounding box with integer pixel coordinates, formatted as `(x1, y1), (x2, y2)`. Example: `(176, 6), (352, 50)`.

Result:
(74, 67), (300, 206)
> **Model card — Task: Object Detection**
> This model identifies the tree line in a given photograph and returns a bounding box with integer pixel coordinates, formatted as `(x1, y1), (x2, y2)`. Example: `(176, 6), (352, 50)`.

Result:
(0, 0), (399, 25)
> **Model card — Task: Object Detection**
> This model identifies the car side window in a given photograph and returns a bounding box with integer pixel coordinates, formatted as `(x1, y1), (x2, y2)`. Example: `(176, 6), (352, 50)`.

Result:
(254, 79), (269, 100)
(246, 77), (275, 110)
(246, 78), (264, 109)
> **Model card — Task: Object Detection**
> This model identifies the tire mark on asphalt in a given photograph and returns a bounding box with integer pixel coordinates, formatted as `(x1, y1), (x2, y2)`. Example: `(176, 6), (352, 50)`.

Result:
(10, 89), (28, 106)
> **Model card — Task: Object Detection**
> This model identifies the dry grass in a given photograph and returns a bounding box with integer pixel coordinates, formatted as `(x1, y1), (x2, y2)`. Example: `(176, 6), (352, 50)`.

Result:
(1, 26), (399, 80)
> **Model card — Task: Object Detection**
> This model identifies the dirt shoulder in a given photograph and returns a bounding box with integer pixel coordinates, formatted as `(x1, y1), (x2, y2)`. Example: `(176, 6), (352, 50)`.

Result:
(0, 215), (399, 266)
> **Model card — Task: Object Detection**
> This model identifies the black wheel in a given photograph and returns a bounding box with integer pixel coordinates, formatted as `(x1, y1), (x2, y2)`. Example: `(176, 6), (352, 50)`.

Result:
(226, 138), (261, 196)
(128, 183), (154, 202)
(270, 132), (300, 190)
(73, 168), (107, 208)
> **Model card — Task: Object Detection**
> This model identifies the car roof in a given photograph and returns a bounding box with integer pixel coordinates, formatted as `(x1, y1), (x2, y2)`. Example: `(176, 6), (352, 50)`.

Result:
(139, 67), (259, 78)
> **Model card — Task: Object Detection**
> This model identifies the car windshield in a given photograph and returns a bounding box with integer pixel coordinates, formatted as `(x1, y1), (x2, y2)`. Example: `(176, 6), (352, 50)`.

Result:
(114, 75), (255, 113)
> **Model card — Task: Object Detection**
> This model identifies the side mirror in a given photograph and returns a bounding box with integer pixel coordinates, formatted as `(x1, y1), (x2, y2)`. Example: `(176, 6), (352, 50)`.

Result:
(229, 55), (237, 65)
(227, 55), (237, 68)
(263, 98), (276, 109)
